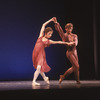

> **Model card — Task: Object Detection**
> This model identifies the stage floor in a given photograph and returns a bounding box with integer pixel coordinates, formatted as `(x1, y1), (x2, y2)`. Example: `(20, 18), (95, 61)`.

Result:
(0, 80), (100, 100)
(0, 80), (100, 91)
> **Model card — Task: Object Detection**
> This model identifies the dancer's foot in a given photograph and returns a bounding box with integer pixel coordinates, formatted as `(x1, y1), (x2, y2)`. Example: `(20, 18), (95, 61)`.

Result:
(32, 81), (40, 86)
(59, 75), (64, 84)
(76, 81), (81, 84)
(44, 77), (50, 84)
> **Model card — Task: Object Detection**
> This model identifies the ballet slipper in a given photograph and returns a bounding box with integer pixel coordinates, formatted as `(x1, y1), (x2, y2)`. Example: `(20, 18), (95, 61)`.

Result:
(44, 77), (50, 84)
(59, 75), (65, 84)
(32, 81), (40, 86)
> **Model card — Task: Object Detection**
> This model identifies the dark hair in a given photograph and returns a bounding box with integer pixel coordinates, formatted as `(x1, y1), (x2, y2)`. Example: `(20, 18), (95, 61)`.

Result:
(44, 27), (53, 34)
(65, 23), (73, 29)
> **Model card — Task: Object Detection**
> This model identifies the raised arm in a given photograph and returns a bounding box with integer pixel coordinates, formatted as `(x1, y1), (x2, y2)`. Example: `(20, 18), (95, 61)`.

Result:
(54, 19), (66, 41)
(39, 18), (54, 38)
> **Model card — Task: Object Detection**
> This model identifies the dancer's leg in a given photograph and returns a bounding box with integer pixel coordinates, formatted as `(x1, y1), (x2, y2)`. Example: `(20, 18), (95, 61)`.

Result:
(32, 65), (41, 86)
(40, 72), (50, 84)
(59, 67), (74, 84)
(63, 67), (74, 77)
(68, 54), (80, 84)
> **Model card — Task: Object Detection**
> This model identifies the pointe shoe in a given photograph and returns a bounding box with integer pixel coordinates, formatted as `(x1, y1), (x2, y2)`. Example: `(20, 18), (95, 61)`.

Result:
(59, 75), (64, 84)
(32, 81), (40, 86)
(44, 77), (50, 84)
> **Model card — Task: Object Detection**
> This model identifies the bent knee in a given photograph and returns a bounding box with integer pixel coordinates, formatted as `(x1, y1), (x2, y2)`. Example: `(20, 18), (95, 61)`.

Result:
(76, 64), (79, 70)
(74, 64), (79, 71)
(37, 65), (41, 71)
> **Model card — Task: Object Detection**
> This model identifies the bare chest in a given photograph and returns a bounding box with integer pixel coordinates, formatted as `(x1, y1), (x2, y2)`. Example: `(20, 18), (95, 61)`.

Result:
(67, 35), (75, 42)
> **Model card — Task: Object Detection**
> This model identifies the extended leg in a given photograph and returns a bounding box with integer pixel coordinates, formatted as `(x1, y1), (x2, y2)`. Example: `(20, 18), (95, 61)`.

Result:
(59, 67), (74, 84)
(40, 72), (50, 84)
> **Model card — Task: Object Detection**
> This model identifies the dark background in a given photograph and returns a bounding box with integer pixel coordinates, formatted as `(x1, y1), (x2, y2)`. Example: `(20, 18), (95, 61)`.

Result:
(0, 0), (99, 81)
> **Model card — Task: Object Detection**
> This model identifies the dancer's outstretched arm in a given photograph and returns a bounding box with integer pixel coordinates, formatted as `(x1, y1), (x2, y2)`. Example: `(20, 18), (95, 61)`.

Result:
(39, 17), (55, 38)
(54, 18), (66, 41)
(49, 40), (74, 46)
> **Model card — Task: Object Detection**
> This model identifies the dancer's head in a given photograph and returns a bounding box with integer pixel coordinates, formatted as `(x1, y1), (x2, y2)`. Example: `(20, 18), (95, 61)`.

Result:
(65, 23), (73, 33)
(44, 27), (53, 38)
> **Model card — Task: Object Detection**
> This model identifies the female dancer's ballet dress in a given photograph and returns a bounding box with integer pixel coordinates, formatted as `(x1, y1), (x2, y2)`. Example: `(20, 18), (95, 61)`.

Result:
(32, 36), (51, 72)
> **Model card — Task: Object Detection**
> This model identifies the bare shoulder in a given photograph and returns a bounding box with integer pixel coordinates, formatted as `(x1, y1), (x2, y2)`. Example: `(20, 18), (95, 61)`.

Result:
(75, 34), (78, 37)
(72, 33), (78, 37)
(42, 37), (48, 42)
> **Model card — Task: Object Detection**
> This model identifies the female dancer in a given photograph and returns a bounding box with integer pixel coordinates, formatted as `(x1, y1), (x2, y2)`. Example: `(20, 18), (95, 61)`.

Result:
(32, 17), (74, 86)
(54, 18), (80, 84)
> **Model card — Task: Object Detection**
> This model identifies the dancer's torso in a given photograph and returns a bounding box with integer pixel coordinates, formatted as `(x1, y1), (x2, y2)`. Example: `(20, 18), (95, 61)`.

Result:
(64, 33), (76, 51)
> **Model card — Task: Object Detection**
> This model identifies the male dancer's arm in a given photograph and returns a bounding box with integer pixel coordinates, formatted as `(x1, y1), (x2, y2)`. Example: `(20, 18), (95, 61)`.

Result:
(54, 22), (66, 42)
(74, 34), (78, 46)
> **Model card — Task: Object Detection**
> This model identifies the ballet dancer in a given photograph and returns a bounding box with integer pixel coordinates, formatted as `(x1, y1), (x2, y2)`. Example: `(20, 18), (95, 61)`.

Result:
(32, 17), (74, 86)
(54, 18), (80, 84)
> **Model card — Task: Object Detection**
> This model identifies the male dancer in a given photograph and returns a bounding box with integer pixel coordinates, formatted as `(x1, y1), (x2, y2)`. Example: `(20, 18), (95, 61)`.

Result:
(54, 18), (80, 84)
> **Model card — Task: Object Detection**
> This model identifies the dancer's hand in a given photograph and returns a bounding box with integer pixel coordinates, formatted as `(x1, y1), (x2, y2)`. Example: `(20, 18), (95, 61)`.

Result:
(52, 17), (57, 23)
(46, 17), (56, 23)
(67, 42), (75, 46)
